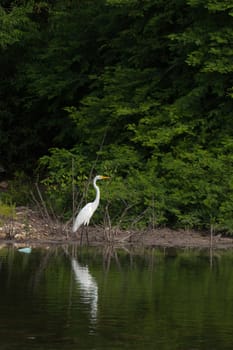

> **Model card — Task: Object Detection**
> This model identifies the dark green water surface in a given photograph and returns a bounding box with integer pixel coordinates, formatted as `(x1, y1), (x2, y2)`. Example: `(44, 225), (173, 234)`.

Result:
(1, 245), (233, 350)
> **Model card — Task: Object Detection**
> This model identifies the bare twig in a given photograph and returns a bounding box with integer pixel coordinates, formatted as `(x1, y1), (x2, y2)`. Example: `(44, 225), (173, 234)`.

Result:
(72, 158), (75, 225)
(130, 208), (149, 228)
(103, 202), (113, 242)
(35, 183), (51, 222)
(30, 183), (68, 237)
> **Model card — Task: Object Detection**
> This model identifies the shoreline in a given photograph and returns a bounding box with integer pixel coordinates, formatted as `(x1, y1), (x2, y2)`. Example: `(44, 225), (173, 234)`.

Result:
(1, 207), (233, 249)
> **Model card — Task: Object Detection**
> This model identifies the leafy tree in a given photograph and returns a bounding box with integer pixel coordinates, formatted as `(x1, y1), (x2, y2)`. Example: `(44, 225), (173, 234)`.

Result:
(1, 0), (233, 232)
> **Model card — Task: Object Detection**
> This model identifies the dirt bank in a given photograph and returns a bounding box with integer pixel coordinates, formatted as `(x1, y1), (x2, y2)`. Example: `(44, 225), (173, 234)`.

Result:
(1, 207), (233, 249)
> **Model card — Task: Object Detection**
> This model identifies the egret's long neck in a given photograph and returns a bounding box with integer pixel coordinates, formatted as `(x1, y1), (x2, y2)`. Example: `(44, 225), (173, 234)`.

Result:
(93, 178), (100, 209)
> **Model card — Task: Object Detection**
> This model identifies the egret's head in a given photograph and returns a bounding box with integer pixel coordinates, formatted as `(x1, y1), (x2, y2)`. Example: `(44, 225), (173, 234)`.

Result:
(96, 175), (110, 181)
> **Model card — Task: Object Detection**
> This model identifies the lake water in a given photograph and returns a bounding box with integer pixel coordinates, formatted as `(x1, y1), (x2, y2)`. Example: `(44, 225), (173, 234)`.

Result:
(1, 245), (233, 349)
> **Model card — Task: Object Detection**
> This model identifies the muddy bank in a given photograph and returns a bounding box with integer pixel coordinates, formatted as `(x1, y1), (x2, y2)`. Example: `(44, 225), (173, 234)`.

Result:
(1, 207), (233, 249)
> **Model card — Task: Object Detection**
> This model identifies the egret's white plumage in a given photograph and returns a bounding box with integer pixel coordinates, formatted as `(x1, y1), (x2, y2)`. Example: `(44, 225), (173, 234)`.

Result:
(72, 175), (109, 233)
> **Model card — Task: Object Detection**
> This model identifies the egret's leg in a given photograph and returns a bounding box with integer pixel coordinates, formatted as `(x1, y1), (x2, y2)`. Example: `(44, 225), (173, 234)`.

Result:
(85, 226), (89, 245)
(80, 227), (84, 245)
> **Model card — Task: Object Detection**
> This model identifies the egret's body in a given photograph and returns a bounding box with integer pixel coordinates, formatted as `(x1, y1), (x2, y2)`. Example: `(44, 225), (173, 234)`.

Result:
(72, 175), (109, 241)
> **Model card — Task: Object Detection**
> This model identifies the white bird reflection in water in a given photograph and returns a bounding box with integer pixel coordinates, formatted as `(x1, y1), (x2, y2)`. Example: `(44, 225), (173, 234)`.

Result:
(71, 258), (98, 322)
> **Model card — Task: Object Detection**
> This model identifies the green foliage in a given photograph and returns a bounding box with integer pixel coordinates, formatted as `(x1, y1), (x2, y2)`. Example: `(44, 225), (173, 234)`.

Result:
(0, 201), (15, 219)
(1, 0), (233, 232)
(38, 147), (88, 219)
(0, 171), (32, 209)
(0, 4), (33, 48)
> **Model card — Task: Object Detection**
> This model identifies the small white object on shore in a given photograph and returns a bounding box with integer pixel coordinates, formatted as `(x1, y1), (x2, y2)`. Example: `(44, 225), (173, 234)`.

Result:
(18, 247), (32, 254)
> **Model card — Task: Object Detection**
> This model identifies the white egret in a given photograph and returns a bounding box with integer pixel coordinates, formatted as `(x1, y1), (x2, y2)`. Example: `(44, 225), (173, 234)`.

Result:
(72, 175), (110, 242)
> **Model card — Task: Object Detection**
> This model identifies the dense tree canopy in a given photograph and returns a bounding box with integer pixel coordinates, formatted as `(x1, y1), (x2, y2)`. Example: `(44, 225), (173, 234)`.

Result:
(1, 0), (233, 232)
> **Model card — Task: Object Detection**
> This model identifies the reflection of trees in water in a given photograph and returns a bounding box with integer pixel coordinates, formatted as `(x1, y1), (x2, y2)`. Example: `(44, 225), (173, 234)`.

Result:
(32, 249), (53, 290)
(102, 246), (159, 273)
(1, 244), (219, 333)
(102, 245), (122, 273)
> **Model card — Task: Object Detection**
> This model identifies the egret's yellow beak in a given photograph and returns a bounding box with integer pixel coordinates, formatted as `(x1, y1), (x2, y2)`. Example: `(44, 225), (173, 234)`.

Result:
(101, 176), (110, 179)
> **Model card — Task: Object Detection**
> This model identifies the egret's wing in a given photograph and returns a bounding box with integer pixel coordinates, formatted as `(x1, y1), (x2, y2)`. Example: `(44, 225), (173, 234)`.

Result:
(72, 202), (95, 232)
